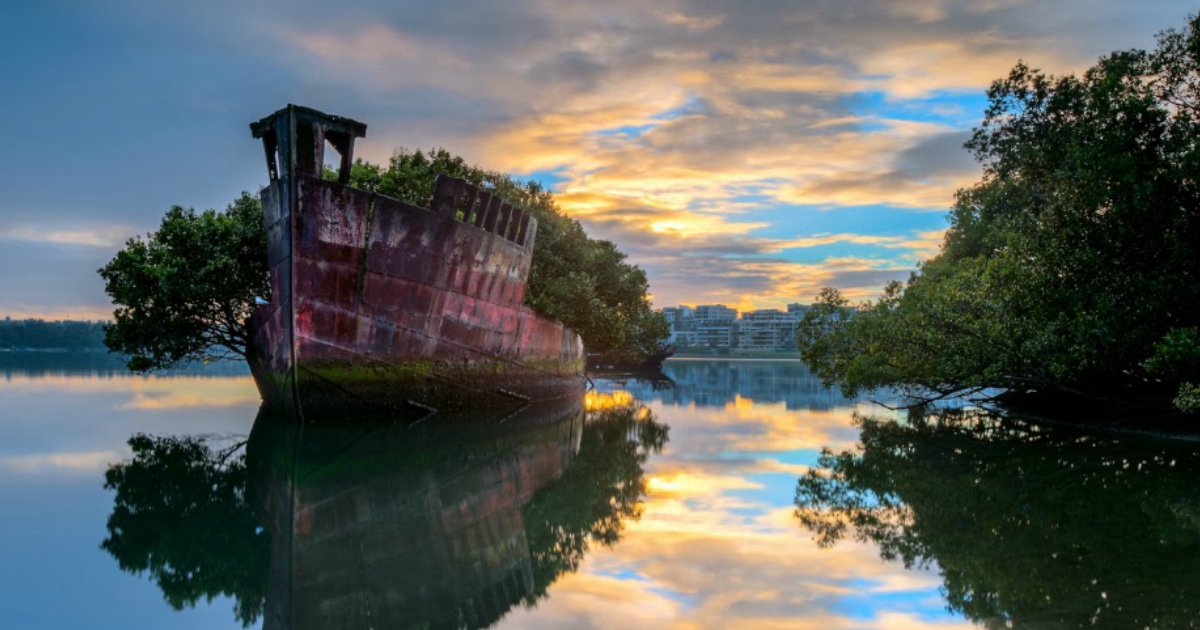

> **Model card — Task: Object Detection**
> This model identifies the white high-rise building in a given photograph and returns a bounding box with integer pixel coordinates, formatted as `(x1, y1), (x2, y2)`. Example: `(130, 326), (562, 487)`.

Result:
(737, 309), (799, 351)
(694, 304), (737, 348)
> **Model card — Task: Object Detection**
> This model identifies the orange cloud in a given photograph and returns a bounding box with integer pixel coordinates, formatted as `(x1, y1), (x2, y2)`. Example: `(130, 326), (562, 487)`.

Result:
(277, 1), (1147, 307)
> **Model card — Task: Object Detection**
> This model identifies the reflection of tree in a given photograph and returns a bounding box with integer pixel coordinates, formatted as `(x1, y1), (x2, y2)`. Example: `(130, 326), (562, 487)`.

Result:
(521, 396), (668, 603)
(101, 396), (668, 628)
(101, 434), (268, 626)
(794, 408), (1200, 628)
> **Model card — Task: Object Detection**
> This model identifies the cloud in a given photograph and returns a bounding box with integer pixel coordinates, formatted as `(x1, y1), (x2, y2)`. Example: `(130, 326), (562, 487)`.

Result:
(823, 269), (913, 289)
(267, 0), (1187, 306)
(0, 223), (135, 248)
(0, 240), (116, 318)
(294, 24), (424, 65)
(0, 450), (123, 474)
(3, 0), (1189, 314)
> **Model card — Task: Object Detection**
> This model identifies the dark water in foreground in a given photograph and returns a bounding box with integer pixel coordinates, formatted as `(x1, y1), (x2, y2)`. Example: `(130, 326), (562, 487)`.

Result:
(1, 356), (1198, 628)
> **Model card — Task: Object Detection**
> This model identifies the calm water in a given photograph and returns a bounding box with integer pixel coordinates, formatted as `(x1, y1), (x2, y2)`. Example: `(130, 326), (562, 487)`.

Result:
(2, 356), (1198, 629)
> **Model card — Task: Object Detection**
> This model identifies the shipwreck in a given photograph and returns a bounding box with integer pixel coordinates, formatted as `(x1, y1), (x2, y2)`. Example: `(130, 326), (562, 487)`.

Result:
(247, 105), (585, 415)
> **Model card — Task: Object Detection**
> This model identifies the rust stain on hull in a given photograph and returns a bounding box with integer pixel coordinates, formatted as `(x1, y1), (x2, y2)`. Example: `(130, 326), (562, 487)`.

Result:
(247, 105), (585, 415)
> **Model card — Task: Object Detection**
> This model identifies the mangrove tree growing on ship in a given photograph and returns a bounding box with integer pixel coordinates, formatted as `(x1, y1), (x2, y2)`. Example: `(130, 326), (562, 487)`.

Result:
(336, 149), (669, 364)
(98, 151), (667, 370)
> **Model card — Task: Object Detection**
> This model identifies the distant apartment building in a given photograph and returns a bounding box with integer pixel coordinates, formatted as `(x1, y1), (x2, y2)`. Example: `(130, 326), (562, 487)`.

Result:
(694, 304), (737, 322)
(661, 306), (697, 346)
(693, 304), (737, 348)
(661, 306), (694, 328)
(786, 303), (811, 319)
(736, 309), (799, 352)
(659, 302), (814, 352)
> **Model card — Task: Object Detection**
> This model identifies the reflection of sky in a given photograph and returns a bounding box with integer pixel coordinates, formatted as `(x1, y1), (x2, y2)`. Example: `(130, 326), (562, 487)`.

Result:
(501, 360), (972, 629)
(1, 359), (975, 628)
(0, 370), (259, 629)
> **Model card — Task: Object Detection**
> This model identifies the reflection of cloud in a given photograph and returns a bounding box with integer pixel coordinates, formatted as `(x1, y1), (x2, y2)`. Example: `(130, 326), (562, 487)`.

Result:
(746, 459), (811, 476)
(646, 469), (761, 499)
(503, 385), (968, 627)
(504, 571), (682, 629)
(502, 507), (965, 629)
(134, 376), (258, 411)
(120, 389), (261, 410)
(585, 389), (636, 411)
(655, 396), (874, 458)
(2, 374), (258, 410)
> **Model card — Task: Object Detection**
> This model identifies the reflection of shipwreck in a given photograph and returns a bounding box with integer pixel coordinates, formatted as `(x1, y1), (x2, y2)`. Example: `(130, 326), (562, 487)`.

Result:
(247, 105), (585, 413)
(100, 391), (663, 627)
(251, 400), (585, 629)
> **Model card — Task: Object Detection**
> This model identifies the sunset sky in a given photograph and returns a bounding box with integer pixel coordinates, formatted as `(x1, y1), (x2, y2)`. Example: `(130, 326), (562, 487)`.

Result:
(0, 1), (1190, 319)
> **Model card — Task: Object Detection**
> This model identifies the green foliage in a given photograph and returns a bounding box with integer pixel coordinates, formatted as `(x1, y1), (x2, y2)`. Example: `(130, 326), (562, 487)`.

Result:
(1174, 382), (1200, 413)
(799, 15), (1200, 410)
(340, 147), (669, 361)
(98, 193), (268, 371)
(0, 318), (106, 350)
(101, 434), (268, 627)
(1144, 327), (1200, 376)
(795, 409), (1200, 626)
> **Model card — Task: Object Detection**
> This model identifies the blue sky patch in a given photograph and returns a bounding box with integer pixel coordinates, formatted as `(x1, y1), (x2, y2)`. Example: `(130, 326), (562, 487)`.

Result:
(828, 578), (955, 622)
(595, 123), (658, 138)
(517, 167), (571, 192)
(845, 90), (990, 129)
(745, 204), (949, 240)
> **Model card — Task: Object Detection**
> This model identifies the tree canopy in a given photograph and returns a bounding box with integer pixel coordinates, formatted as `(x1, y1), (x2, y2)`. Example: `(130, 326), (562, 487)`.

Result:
(0, 318), (106, 350)
(99, 194), (267, 371)
(798, 15), (1200, 411)
(99, 150), (666, 371)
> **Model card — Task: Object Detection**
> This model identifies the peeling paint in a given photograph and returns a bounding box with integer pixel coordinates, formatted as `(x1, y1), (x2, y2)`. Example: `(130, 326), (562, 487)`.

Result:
(247, 105), (585, 415)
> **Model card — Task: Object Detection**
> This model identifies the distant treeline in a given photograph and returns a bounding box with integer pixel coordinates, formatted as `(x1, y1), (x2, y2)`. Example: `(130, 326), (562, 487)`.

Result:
(0, 318), (109, 351)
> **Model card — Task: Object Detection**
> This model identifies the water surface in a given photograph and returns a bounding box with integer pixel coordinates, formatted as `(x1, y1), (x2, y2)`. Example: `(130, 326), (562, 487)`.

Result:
(1, 356), (1197, 628)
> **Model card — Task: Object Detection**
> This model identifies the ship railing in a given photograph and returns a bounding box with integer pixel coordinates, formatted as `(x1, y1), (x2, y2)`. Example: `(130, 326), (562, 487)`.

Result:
(430, 175), (537, 250)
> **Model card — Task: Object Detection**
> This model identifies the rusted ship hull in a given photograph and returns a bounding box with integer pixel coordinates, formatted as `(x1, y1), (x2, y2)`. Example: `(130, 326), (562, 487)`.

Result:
(248, 105), (585, 415)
